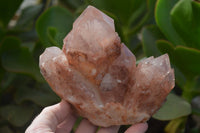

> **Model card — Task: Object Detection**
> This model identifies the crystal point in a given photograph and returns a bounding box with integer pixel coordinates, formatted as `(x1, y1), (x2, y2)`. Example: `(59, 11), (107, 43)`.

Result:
(39, 6), (175, 127)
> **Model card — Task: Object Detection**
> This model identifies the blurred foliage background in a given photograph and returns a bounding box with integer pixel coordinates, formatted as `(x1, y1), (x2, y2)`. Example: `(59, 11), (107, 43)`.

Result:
(0, 0), (200, 132)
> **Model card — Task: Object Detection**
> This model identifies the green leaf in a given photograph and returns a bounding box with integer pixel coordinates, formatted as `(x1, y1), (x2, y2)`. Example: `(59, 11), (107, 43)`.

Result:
(153, 93), (191, 120)
(14, 84), (60, 107)
(165, 117), (186, 133)
(174, 46), (200, 75)
(155, 0), (185, 46)
(173, 66), (187, 89)
(21, 42), (36, 53)
(171, 0), (200, 49)
(147, 0), (157, 14)
(36, 6), (74, 47)
(142, 25), (163, 57)
(0, 73), (16, 95)
(47, 27), (59, 46)
(90, 0), (146, 25)
(59, 0), (84, 10)
(0, 0), (23, 28)
(156, 40), (175, 61)
(15, 4), (43, 30)
(1, 37), (43, 82)
(0, 104), (34, 127)
(32, 41), (45, 62)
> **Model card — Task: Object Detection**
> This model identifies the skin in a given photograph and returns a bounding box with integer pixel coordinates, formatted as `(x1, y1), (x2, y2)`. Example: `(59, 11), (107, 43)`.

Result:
(25, 100), (148, 133)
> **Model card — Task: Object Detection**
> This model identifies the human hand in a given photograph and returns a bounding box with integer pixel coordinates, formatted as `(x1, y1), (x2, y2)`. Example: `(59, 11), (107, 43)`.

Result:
(25, 100), (148, 133)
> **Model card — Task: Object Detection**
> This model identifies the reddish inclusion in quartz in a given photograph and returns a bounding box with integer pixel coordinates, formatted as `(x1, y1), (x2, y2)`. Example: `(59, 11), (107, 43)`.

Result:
(39, 6), (175, 127)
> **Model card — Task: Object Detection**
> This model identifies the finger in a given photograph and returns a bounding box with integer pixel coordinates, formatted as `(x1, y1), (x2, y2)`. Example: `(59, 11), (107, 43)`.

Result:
(125, 123), (148, 133)
(75, 119), (98, 133)
(97, 126), (120, 133)
(55, 112), (77, 133)
(26, 100), (76, 133)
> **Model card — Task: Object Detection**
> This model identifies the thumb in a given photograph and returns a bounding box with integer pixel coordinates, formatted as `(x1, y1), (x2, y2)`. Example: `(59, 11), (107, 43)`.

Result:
(25, 100), (76, 133)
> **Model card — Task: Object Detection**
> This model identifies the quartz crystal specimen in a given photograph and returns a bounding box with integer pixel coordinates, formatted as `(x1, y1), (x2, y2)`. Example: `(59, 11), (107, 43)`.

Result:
(39, 6), (175, 127)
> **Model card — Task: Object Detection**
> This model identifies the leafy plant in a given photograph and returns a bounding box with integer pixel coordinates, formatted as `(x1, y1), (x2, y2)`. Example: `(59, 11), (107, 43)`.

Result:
(142, 0), (200, 132)
(0, 0), (199, 132)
